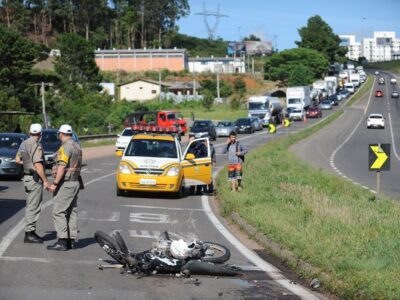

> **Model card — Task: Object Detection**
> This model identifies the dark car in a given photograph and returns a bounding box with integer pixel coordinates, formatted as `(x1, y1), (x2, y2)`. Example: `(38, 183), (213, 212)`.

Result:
(0, 133), (28, 179)
(189, 120), (217, 141)
(236, 118), (256, 134)
(41, 128), (80, 167)
(328, 95), (339, 106)
(306, 106), (322, 118)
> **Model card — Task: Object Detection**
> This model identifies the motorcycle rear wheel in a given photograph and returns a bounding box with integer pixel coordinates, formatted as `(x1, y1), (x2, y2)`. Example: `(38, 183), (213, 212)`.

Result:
(95, 230), (129, 265)
(201, 242), (231, 263)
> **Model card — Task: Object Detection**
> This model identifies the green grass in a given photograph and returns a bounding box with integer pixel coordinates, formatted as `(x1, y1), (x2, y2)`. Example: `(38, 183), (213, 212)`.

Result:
(216, 75), (400, 299)
(364, 60), (400, 75)
(179, 104), (247, 121)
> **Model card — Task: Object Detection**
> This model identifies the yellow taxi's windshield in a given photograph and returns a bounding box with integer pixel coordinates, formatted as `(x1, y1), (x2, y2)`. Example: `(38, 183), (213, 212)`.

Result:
(125, 139), (177, 158)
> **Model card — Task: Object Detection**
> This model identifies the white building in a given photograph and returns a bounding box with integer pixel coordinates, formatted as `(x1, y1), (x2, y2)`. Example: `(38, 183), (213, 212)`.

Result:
(340, 31), (400, 62)
(119, 79), (168, 102)
(363, 32), (400, 62)
(188, 56), (245, 73)
(339, 35), (361, 61)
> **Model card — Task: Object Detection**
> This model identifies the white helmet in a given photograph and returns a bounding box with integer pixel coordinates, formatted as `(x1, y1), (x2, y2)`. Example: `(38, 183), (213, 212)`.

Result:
(170, 239), (190, 260)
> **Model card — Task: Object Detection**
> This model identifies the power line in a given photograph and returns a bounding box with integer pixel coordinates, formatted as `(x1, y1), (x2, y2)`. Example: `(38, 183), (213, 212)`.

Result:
(195, 3), (228, 40)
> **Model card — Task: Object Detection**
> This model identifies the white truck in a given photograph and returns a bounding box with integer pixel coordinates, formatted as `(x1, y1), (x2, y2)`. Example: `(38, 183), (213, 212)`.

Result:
(312, 80), (328, 99)
(286, 86), (311, 111)
(350, 73), (361, 88)
(248, 96), (283, 125)
(324, 76), (338, 95)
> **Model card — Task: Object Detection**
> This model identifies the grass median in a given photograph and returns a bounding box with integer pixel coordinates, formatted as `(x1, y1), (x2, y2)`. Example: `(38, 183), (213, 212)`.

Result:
(216, 75), (400, 299)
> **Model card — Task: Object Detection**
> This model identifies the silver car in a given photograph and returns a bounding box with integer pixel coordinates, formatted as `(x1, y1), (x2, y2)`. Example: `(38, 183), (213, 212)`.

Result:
(0, 133), (28, 179)
(215, 121), (237, 137)
(320, 100), (333, 110)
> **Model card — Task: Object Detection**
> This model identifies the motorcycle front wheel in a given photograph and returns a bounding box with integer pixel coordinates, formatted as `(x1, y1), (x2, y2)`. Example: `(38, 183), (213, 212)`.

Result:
(95, 230), (129, 265)
(201, 242), (231, 263)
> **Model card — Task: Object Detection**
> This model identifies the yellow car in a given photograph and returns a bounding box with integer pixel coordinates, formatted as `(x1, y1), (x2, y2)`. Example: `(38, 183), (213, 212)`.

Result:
(116, 132), (212, 198)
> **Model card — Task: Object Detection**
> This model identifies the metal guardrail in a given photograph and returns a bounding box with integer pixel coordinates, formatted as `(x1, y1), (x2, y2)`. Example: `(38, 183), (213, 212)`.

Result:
(78, 133), (117, 142)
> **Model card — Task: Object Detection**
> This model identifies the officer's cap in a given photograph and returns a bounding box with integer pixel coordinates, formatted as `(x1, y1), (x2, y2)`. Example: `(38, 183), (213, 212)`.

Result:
(58, 124), (73, 135)
(29, 123), (42, 134)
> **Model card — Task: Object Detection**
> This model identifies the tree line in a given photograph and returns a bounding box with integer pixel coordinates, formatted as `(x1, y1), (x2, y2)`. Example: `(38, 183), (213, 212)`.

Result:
(0, 0), (189, 49)
(264, 15), (348, 86)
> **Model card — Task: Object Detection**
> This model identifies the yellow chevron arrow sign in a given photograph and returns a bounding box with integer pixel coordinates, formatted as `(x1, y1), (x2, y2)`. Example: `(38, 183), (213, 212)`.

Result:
(369, 144), (390, 170)
(268, 123), (276, 134)
(283, 118), (291, 127)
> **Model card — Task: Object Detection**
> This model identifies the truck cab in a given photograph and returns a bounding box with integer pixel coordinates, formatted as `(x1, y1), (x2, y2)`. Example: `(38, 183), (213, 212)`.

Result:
(116, 126), (211, 198)
(124, 111), (187, 135)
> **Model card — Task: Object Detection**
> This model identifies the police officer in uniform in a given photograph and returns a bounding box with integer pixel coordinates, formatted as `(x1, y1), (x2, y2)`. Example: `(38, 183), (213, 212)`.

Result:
(47, 124), (83, 251)
(15, 123), (49, 243)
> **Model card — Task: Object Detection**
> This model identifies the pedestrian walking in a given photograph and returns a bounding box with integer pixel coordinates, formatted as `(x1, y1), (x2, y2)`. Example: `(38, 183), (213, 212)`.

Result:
(222, 132), (248, 192)
(47, 124), (83, 251)
(15, 123), (49, 243)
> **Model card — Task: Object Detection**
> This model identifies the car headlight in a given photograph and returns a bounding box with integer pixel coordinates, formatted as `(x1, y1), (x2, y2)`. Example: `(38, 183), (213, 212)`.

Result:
(166, 166), (180, 176)
(2, 157), (15, 162)
(119, 163), (133, 174)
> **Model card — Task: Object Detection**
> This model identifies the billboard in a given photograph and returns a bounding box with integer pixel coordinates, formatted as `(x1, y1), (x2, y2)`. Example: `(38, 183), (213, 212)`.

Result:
(376, 37), (392, 46)
(244, 41), (272, 55)
(227, 41), (245, 55)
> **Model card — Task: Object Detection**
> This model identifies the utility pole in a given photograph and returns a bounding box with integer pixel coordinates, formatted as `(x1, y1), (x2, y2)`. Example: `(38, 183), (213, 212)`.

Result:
(216, 71), (220, 101)
(33, 82), (53, 128)
(158, 69), (162, 102)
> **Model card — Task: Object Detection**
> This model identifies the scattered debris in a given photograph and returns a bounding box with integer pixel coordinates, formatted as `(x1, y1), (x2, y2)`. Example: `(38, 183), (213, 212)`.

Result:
(310, 278), (320, 289)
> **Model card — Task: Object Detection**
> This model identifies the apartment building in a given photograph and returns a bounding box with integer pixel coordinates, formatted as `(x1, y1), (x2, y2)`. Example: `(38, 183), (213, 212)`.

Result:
(340, 32), (400, 62)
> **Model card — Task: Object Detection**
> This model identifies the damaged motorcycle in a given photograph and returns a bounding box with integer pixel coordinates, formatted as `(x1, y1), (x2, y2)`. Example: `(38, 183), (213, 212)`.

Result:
(94, 230), (241, 276)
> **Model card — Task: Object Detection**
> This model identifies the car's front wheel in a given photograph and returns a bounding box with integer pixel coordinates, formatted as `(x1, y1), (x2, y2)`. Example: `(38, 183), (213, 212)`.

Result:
(116, 184), (124, 196)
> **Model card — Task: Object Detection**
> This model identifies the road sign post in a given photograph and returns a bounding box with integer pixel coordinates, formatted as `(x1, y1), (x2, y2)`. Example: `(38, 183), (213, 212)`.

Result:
(369, 143), (390, 198)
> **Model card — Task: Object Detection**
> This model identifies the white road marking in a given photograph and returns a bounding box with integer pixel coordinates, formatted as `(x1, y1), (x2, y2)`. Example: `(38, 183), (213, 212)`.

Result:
(129, 212), (176, 224)
(0, 171), (116, 258)
(329, 77), (376, 187)
(79, 211), (120, 222)
(387, 112), (400, 161)
(121, 204), (204, 211)
(201, 196), (320, 300)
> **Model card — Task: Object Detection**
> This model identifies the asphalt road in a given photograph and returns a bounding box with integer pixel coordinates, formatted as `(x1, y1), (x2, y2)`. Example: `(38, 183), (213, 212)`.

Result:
(293, 72), (400, 200)
(0, 110), (340, 300)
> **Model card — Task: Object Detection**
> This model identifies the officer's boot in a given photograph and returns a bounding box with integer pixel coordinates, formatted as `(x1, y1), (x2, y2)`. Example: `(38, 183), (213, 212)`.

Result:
(68, 239), (76, 250)
(24, 231), (44, 244)
(47, 239), (69, 251)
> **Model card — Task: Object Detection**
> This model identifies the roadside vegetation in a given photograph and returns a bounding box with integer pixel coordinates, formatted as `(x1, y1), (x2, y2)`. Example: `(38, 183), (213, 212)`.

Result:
(364, 60), (400, 75)
(216, 75), (400, 298)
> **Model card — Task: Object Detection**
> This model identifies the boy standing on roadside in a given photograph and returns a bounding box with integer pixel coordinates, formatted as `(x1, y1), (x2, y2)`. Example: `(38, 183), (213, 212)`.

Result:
(222, 132), (247, 192)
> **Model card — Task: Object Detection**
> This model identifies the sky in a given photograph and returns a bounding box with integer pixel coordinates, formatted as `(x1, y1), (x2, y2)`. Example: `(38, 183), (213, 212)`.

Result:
(177, 0), (400, 50)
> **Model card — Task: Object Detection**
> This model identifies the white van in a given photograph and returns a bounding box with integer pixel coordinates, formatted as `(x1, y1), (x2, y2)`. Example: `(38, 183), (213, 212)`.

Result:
(345, 82), (355, 94)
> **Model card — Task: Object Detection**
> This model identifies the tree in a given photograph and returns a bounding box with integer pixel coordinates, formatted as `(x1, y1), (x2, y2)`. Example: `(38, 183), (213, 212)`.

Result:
(287, 65), (313, 86)
(201, 90), (214, 111)
(243, 34), (260, 41)
(233, 78), (246, 94)
(54, 33), (101, 90)
(264, 48), (329, 86)
(0, 24), (39, 110)
(296, 15), (345, 63)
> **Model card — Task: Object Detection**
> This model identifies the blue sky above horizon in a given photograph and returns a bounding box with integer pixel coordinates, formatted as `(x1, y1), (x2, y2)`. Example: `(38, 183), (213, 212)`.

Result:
(177, 0), (400, 50)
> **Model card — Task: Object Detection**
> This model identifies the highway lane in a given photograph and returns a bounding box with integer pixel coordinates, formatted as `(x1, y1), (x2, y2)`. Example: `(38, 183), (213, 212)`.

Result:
(0, 118), (331, 299)
(293, 73), (400, 199)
